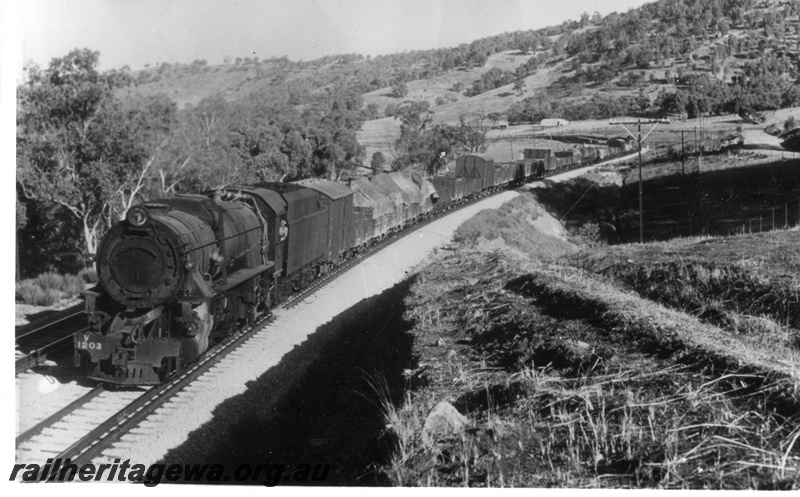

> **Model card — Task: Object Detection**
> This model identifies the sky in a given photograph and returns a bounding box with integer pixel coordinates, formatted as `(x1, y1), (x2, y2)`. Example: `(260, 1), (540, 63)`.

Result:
(8, 0), (655, 73)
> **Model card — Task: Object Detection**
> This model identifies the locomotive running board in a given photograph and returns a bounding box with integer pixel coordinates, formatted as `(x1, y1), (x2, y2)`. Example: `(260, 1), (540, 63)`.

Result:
(213, 264), (273, 293)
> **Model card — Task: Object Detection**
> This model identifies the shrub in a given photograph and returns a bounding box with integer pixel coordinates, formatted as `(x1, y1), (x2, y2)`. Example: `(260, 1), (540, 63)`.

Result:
(37, 289), (63, 307)
(576, 222), (602, 247)
(17, 270), (89, 305)
(16, 281), (42, 304)
(35, 272), (63, 292)
(61, 274), (85, 298)
(15, 282), (63, 306)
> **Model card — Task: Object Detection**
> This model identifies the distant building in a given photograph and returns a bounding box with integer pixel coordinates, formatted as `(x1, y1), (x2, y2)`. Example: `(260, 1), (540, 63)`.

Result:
(540, 118), (569, 127)
(491, 118), (509, 129)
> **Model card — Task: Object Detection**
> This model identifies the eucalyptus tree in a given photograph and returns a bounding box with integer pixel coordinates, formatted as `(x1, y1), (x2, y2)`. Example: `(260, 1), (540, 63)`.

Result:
(17, 48), (176, 258)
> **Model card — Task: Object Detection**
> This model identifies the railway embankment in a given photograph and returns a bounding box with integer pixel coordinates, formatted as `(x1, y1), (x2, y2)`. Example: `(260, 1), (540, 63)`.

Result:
(376, 184), (800, 487)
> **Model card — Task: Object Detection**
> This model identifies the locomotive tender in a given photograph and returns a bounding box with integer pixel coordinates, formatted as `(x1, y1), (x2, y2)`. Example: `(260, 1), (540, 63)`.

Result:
(77, 146), (610, 385)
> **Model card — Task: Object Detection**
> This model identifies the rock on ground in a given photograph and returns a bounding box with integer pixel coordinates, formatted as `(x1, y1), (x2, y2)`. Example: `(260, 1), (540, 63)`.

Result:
(422, 401), (469, 446)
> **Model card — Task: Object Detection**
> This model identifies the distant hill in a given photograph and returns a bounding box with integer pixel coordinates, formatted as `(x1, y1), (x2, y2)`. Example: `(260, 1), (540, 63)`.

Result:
(122, 0), (800, 166)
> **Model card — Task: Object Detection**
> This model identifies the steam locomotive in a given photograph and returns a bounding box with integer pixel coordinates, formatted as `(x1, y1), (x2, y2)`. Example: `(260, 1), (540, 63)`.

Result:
(76, 147), (611, 385)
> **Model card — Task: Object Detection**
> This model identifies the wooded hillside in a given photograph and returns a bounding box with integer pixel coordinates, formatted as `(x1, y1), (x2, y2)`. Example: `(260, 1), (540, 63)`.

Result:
(16, 0), (800, 277)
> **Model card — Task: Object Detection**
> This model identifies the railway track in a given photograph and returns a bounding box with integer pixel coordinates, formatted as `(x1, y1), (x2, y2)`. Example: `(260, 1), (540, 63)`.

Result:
(16, 158), (617, 469)
(16, 387), (146, 463)
(15, 387), (105, 447)
(15, 308), (86, 375)
(14, 311), (275, 465)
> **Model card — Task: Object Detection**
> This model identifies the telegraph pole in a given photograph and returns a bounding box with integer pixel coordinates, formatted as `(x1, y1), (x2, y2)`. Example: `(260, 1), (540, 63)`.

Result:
(610, 118), (670, 243)
(681, 129), (685, 176)
(665, 128), (690, 236)
(699, 113), (704, 172)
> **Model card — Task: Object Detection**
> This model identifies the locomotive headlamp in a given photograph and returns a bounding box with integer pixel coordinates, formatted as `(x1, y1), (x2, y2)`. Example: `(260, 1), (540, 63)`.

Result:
(126, 206), (149, 227)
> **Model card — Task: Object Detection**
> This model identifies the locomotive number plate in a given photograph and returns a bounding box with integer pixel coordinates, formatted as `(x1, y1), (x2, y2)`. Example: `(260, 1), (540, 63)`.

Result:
(76, 336), (103, 350)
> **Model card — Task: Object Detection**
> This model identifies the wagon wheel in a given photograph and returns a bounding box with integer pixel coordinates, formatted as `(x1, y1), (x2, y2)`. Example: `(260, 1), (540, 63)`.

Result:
(280, 279), (294, 299)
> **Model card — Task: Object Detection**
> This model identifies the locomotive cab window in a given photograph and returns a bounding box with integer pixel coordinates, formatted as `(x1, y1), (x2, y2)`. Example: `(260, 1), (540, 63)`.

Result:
(279, 219), (288, 242)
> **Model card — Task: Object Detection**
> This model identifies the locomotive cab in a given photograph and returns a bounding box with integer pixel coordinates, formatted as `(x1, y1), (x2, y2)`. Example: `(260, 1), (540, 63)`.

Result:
(221, 186), (288, 277)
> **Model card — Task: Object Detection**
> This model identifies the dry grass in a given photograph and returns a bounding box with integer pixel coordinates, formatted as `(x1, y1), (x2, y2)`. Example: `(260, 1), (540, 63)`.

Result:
(380, 244), (800, 488)
(527, 261), (799, 384)
(568, 231), (800, 352)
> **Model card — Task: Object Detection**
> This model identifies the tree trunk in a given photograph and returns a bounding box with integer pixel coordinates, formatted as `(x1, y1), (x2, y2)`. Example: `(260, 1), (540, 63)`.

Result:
(83, 214), (98, 256)
(15, 230), (20, 282)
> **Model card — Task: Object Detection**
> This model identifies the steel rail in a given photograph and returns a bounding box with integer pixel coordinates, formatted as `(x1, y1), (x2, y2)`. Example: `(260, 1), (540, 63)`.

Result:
(15, 327), (89, 375)
(15, 386), (105, 447)
(15, 307), (85, 340)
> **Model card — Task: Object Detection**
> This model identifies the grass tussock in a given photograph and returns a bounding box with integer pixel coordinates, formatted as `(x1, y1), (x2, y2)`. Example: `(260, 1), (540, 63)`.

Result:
(16, 271), (88, 306)
(383, 246), (800, 488)
(15, 281), (62, 307)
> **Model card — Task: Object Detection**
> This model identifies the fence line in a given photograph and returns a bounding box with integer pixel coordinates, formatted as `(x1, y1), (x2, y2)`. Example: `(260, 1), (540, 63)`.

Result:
(736, 196), (800, 236)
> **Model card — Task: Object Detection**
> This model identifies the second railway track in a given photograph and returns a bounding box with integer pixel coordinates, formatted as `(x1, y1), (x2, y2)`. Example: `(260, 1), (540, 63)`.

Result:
(15, 307), (86, 375)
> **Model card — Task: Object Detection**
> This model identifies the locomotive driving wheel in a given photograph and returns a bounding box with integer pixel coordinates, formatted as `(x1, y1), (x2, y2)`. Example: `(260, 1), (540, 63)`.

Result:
(248, 277), (271, 325)
(182, 302), (213, 363)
